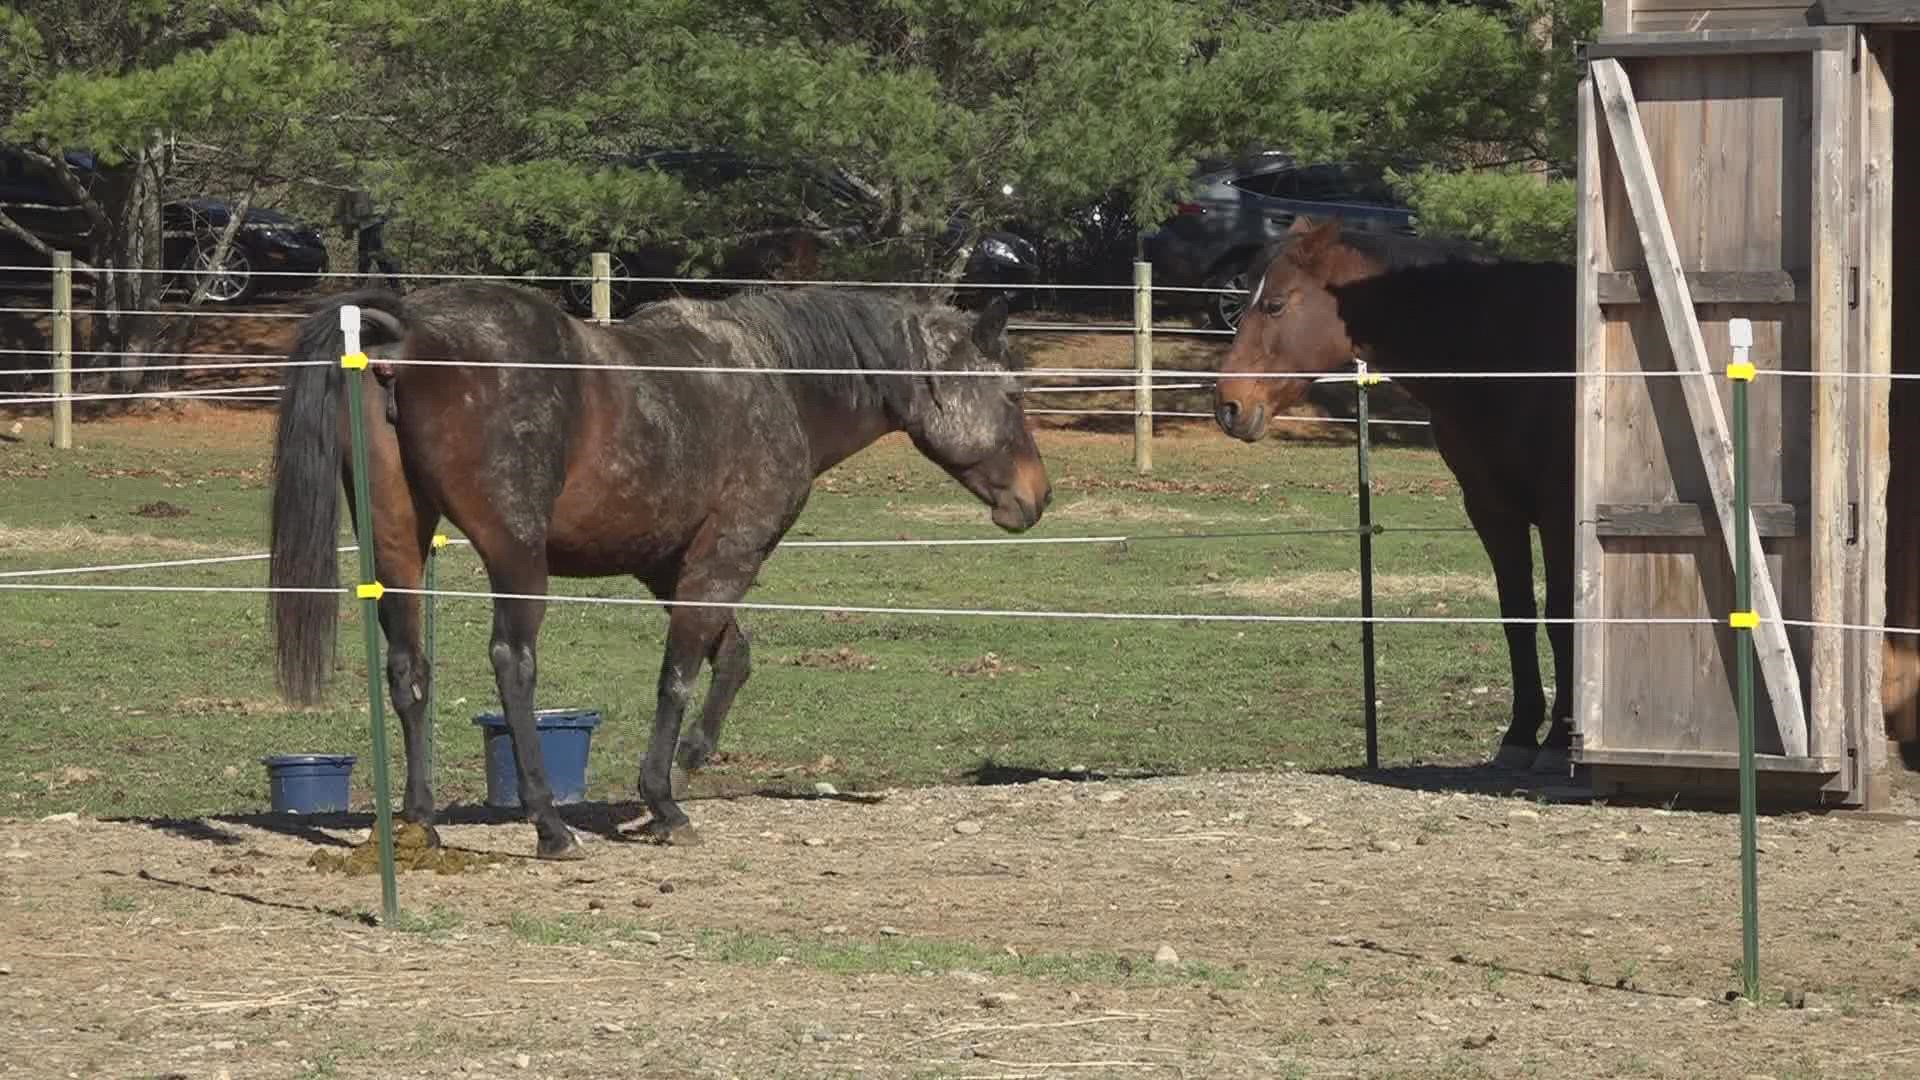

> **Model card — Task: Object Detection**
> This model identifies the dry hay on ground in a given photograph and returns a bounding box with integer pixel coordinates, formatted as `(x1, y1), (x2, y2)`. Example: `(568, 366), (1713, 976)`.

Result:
(0, 523), (242, 558)
(1193, 570), (1500, 606)
(901, 495), (1202, 527)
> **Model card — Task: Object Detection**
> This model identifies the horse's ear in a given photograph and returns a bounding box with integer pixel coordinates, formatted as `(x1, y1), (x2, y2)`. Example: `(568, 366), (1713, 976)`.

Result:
(1287, 216), (1317, 236)
(1291, 217), (1342, 270)
(971, 294), (1010, 355)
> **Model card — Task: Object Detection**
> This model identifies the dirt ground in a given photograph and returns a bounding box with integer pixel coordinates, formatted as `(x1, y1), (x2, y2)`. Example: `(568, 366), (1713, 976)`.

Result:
(6, 766), (1920, 1080)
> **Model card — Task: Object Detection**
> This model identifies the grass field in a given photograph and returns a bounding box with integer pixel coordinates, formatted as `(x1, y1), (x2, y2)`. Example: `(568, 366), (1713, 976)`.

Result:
(0, 404), (1554, 821)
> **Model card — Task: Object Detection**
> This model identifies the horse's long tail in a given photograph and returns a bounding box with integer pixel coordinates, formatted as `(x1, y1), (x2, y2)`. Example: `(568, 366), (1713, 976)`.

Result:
(268, 289), (410, 704)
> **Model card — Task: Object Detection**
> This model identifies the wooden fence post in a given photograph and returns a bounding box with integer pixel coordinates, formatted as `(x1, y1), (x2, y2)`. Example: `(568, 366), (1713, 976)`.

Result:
(591, 252), (612, 326)
(51, 251), (72, 449)
(1132, 259), (1153, 474)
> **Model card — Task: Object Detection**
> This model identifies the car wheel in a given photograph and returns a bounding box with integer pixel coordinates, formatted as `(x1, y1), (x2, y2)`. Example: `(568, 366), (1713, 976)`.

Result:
(1203, 264), (1252, 333)
(187, 240), (254, 304)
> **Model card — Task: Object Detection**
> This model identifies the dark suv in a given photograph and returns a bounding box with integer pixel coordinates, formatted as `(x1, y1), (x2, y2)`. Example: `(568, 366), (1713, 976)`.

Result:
(0, 147), (330, 304)
(543, 149), (1039, 317)
(1141, 152), (1419, 330)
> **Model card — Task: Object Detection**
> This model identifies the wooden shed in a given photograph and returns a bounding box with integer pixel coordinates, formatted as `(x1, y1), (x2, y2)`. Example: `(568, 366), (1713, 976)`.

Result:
(1571, 0), (1920, 810)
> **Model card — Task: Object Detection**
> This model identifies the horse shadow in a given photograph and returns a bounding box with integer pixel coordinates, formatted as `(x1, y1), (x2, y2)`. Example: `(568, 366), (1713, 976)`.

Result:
(112, 798), (657, 853)
(959, 759), (1179, 786)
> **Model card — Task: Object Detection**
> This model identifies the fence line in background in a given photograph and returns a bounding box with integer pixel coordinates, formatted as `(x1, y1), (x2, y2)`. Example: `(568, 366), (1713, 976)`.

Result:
(0, 518), (1488, 583)
(0, 385), (282, 405)
(0, 262), (1247, 296)
(8, 574), (1920, 639)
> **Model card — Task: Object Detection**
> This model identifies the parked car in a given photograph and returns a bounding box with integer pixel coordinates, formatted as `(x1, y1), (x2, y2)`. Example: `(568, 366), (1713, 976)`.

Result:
(1010, 153), (1415, 330)
(0, 146), (330, 304)
(540, 149), (1039, 317)
(1141, 151), (1420, 330)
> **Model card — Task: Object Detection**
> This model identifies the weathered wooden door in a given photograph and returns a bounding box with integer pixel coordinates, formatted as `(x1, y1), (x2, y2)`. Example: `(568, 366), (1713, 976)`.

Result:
(1571, 25), (1890, 807)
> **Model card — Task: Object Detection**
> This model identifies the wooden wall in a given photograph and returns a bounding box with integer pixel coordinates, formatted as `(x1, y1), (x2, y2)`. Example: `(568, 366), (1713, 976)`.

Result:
(1604, 0), (1818, 34)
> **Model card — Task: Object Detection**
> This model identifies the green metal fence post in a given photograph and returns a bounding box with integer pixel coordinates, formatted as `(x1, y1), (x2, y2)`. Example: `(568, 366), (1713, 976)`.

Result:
(340, 305), (401, 925)
(1356, 362), (1380, 770)
(1728, 316), (1760, 1002)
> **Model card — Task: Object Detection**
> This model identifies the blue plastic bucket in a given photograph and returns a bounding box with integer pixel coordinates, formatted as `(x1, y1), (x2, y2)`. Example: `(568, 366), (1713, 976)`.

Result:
(262, 754), (357, 814)
(472, 708), (603, 808)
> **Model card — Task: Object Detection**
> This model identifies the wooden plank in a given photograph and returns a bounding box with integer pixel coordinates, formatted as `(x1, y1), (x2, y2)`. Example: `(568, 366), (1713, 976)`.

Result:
(1630, 0), (1816, 9)
(1596, 270), (1805, 304)
(1578, 748), (1845, 773)
(1588, 28), (1850, 55)
(1809, 42), (1851, 768)
(1590, 57), (1811, 758)
(1855, 30), (1894, 807)
(1631, 11), (1821, 32)
(1815, 0), (1920, 23)
(1595, 501), (1801, 536)
(1573, 65), (1610, 757)
(1603, 0), (1633, 35)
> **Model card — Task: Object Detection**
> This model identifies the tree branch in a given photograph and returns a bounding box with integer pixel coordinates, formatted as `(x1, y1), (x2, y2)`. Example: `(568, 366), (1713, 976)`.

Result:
(16, 145), (114, 236)
(0, 206), (95, 271)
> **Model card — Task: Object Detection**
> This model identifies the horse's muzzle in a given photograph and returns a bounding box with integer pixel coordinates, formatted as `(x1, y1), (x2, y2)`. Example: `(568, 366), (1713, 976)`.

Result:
(1213, 397), (1268, 443)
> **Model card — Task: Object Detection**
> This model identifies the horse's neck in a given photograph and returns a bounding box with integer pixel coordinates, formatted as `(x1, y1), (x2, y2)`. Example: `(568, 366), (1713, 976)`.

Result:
(791, 381), (899, 476)
(1335, 266), (1478, 409)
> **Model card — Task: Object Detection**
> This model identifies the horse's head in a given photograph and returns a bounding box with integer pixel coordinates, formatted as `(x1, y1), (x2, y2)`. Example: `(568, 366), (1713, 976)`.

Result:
(1214, 217), (1368, 442)
(902, 296), (1051, 531)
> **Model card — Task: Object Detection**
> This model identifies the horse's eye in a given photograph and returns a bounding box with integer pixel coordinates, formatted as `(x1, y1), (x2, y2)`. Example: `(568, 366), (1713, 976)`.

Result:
(1260, 300), (1286, 317)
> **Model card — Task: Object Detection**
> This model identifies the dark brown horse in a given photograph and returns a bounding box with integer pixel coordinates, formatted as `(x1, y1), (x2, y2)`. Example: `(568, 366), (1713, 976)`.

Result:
(1212, 218), (1577, 773)
(268, 281), (1051, 858)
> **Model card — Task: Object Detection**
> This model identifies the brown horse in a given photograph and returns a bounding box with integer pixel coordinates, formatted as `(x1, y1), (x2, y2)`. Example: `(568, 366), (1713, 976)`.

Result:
(1212, 218), (1577, 773)
(268, 281), (1050, 859)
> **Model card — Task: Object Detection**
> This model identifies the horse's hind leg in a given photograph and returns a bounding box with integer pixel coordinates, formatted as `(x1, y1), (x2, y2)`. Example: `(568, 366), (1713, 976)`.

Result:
(1533, 508), (1577, 776)
(357, 395), (442, 840)
(480, 548), (581, 860)
(675, 616), (751, 775)
(1461, 493), (1548, 770)
(377, 565), (439, 840)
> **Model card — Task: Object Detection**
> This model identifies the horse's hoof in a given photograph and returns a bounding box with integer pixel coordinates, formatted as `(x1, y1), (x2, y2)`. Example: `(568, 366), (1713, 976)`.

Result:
(645, 818), (701, 847)
(1531, 747), (1571, 776)
(535, 829), (586, 861)
(1492, 743), (1537, 770)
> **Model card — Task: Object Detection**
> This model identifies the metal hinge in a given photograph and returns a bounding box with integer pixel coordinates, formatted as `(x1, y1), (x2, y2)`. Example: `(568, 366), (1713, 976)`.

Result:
(1848, 501), (1859, 545)
(1849, 266), (1859, 309)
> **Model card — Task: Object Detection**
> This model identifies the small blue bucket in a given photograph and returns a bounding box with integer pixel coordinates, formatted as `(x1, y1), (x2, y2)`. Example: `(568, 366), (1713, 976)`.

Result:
(472, 708), (603, 808)
(262, 754), (357, 814)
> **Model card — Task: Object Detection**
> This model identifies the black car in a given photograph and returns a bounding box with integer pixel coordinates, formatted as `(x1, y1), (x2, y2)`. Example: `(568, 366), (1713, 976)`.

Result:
(0, 146), (329, 304)
(541, 149), (1038, 317)
(1140, 152), (1420, 330)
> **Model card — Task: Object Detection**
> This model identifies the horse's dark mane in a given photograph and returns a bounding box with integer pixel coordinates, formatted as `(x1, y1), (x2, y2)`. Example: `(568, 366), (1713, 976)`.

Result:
(1332, 258), (1574, 377)
(634, 285), (1017, 405)
(1259, 224), (1490, 277)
